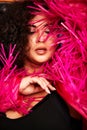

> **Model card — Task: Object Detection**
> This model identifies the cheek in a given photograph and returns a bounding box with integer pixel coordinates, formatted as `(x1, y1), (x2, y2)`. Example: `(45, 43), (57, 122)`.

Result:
(47, 40), (56, 51)
(28, 34), (37, 44)
(49, 45), (56, 57)
(26, 37), (34, 51)
(46, 36), (55, 45)
(47, 36), (56, 51)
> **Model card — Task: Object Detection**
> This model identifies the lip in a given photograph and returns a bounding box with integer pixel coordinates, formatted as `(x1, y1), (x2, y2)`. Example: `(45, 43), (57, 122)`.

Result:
(35, 48), (47, 55)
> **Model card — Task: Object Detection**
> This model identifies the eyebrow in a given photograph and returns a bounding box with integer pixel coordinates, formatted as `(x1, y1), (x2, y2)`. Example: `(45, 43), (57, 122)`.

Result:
(29, 23), (48, 28)
(29, 24), (36, 28)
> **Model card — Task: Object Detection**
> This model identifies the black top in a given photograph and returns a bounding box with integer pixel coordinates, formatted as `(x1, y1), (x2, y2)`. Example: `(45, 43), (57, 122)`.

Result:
(0, 91), (82, 130)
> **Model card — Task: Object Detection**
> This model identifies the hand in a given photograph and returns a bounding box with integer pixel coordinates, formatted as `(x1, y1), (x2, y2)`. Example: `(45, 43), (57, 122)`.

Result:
(19, 76), (56, 95)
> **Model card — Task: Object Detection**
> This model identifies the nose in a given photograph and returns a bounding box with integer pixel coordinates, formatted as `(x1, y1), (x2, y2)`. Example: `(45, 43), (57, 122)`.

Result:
(37, 30), (47, 42)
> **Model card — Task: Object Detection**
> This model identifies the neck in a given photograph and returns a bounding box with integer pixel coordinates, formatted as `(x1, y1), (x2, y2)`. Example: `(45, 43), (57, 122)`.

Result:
(24, 60), (43, 74)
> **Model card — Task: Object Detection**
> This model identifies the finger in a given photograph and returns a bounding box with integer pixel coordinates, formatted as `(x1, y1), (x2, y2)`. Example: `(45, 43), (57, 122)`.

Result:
(19, 76), (31, 89)
(20, 84), (43, 95)
(39, 77), (56, 91)
(35, 77), (51, 94)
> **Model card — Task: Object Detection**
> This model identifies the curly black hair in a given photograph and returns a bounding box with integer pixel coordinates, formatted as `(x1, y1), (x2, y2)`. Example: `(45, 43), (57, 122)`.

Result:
(0, 1), (31, 68)
(0, 0), (47, 68)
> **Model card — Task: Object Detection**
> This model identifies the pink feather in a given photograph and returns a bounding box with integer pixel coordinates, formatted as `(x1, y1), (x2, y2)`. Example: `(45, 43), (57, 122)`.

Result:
(33, 0), (87, 119)
(0, 44), (37, 115)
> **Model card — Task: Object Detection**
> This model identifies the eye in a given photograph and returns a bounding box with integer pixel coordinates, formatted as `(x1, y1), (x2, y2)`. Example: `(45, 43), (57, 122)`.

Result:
(45, 28), (50, 34)
(27, 25), (36, 34)
(29, 26), (36, 34)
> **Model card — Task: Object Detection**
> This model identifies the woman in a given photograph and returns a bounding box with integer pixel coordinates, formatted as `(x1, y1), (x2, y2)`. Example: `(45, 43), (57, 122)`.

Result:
(0, 0), (84, 129)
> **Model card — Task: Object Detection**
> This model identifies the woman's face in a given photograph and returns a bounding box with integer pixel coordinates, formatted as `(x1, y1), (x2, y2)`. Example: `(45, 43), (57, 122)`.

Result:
(25, 14), (56, 65)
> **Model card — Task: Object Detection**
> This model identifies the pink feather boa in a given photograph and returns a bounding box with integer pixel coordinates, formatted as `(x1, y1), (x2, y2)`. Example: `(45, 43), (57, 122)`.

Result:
(0, 44), (36, 115)
(32, 0), (87, 119)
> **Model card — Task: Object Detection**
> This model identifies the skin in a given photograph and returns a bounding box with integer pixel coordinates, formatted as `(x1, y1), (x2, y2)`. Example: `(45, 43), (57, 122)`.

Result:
(24, 14), (55, 70)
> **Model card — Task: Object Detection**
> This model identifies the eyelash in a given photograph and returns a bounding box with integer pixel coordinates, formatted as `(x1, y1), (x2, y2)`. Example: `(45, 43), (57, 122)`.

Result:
(29, 32), (35, 34)
(45, 30), (50, 34)
(29, 30), (50, 35)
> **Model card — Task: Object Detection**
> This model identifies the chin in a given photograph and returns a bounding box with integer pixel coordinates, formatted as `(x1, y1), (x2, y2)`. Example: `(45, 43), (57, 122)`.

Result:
(37, 60), (49, 65)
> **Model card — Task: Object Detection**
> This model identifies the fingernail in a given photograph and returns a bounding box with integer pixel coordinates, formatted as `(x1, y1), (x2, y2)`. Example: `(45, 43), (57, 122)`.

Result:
(52, 87), (56, 90)
(46, 89), (51, 94)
